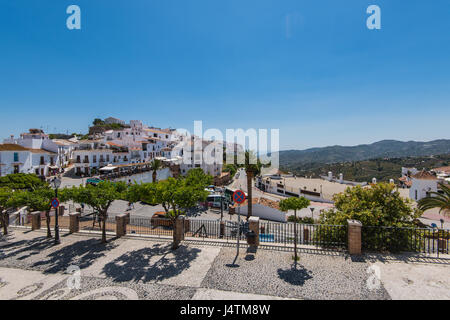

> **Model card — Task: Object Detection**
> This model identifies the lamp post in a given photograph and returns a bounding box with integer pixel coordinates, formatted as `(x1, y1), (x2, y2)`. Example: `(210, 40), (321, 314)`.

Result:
(51, 177), (61, 245)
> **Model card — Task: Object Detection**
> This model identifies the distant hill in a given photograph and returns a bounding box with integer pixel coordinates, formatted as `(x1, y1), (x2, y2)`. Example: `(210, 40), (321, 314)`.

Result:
(279, 139), (450, 167)
(281, 154), (450, 183)
(278, 139), (450, 182)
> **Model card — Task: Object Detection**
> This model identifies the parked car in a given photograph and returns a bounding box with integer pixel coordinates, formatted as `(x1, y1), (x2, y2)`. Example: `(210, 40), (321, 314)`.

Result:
(151, 212), (172, 228)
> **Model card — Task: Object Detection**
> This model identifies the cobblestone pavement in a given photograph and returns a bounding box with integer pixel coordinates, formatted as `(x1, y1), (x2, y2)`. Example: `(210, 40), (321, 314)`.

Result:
(0, 229), (447, 300)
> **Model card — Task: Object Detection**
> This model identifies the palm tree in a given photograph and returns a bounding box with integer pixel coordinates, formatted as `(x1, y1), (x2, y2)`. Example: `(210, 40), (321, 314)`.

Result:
(244, 150), (262, 221)
(150, 159), (163, 183)
(418, 183), (450, 217)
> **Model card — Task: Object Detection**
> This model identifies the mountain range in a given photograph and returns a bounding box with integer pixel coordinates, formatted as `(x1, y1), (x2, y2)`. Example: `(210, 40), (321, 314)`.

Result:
(279, 139), (450, 167)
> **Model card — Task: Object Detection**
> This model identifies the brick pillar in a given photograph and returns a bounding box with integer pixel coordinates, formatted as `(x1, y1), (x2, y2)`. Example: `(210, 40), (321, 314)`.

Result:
(69, 212), (80, 233)
(347, 219), (362, 255)
(31, 211), (41, 230)
(116, 214), (127, 237)
(247, 216), (260, 247)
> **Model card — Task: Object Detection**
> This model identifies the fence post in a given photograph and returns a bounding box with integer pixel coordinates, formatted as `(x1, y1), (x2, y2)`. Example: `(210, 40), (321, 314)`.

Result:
(69, 212), (80, 233)
(220, 221), (225, 238)
(248, 216), (260, 247)
(347, 219), (362, 255)
(31, 211), (41, 230)
(116, 214), (127, 237)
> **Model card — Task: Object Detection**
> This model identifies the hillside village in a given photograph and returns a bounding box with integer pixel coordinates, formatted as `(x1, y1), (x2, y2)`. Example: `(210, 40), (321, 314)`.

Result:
(0, 117), (241, 185)
(0, 118), (449, 227)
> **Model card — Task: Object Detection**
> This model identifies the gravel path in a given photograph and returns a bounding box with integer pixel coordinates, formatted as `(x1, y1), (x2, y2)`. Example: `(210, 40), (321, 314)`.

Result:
(201, 247), (391, 300)
(1, 229), (393, 300)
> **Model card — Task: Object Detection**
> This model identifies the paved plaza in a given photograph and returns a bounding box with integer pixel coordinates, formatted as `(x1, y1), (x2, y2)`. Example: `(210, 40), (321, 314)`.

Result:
(1, 229), (449, 300)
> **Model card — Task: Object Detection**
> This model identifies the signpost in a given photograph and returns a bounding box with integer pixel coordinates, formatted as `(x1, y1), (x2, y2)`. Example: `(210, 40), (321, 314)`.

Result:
(51, 198), (60, 209)
(232, 190), (246, 259)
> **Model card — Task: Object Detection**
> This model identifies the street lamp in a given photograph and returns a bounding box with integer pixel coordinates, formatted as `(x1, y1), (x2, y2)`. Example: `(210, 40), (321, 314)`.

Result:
(51, 177), (61, 245)
(310, 207), (315, 219)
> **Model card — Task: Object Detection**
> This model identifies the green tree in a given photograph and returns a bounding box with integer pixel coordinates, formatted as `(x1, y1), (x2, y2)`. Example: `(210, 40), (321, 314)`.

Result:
(279, 197), (310, 262)
(418, 183), (450, 217)
(12, 187), (55, 238)
(62, 181), (127, 243)
(124, 182), (144, 206)
(184, 168), (213, 188)
(0, 173), (46, 190)
(141, 177), (208, 249)
(93, 118), (105, 126)
(244, 150), (262, 221)
(320, 183), (421, 227)
(222, 164), (237, 178)
(149, 159), (163, 183)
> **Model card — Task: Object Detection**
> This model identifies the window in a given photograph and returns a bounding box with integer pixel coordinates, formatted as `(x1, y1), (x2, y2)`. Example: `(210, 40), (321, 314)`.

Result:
(106, 155), (110, 162)
(93, 155), (97, 163)
(40, 156), (45, 165)
(13, 152), (19, 162)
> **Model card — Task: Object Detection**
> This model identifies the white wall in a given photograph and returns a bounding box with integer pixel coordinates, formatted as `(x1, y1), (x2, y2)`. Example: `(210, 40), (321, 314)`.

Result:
(235, 203), (287, 223)
(0, 151), (32, 176)
(409, 178), (438, 201)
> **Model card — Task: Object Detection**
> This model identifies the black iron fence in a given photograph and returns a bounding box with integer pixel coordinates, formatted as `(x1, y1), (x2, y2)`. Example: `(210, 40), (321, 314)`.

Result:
(259, 221), (347, 250)
(187, 219), (247, 241)
(362, 226), (449, 255)
(126, 216), (173, 237)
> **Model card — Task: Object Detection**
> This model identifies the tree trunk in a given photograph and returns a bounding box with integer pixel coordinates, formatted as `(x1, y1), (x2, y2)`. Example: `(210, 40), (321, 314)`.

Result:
(46, 210), (52, 238)
(171, 219), (179, 250)
(246, 170), (254, 221)
(101, 212), (107, 243)
(2, 211), (8, 236)
(294, 209), (298, 262)
(152, 171), (157, 183)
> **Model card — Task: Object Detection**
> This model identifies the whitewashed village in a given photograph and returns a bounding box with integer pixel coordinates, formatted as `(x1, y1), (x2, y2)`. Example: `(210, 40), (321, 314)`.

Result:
(1, 118), (449, 301)
(1, 117), (448, 227)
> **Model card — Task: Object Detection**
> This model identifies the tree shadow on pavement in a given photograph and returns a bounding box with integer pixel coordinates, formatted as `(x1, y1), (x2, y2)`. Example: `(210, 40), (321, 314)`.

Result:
(0, 236), (55, 261)
(277, 263), (313, 286)
(102, 243), (201, 283)
(32, 238), (119, 274)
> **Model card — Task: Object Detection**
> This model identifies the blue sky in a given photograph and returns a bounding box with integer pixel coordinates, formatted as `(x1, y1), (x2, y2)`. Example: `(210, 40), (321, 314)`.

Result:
(0, 0), (449, 150)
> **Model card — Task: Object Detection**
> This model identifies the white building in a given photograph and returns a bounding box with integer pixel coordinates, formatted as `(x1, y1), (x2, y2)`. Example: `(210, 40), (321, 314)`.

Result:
(104, 117), (125, 125)
(409, 171), (438, 201)
(3, 129), (71, 172)
(0, 144), (58, 178)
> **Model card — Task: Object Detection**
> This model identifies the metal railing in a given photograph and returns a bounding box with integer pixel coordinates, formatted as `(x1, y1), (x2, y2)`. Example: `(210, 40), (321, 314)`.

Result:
(186, 219), (247, 241)
(260, 221), (347, 249)
(126, 216), (173, 237)
(362, 226), (449, 255)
